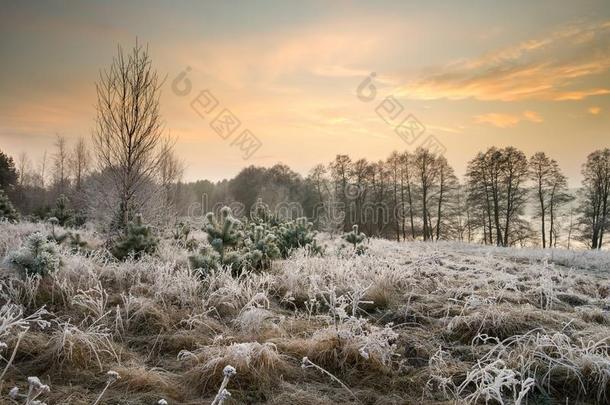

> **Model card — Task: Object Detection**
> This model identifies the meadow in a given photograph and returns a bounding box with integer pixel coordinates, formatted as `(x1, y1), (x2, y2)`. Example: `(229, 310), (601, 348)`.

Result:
(1, 220), (609, 404)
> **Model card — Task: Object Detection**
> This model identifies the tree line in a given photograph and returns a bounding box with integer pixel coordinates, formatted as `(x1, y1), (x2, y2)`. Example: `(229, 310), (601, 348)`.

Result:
(174, 147), (609, 250)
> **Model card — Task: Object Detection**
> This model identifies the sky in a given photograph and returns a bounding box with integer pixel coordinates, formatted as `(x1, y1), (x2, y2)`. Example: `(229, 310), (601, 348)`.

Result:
(0, 0), (609, 185)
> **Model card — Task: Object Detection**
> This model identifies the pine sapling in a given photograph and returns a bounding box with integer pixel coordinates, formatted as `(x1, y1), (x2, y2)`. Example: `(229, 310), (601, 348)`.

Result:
(112, 214), (158, 260)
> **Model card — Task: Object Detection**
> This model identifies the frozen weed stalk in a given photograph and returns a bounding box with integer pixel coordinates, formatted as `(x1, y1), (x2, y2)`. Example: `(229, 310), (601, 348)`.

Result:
(301, 356), (358, 401)
(211, 365), (236, 405)
(92, 370), (120, 405)
(25, 376), (50, 404)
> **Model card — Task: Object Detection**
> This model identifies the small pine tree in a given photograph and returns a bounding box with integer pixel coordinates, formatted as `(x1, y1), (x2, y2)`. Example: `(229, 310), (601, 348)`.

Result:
(68, 233), (89, 253)
(242, 225), (281, 270)
(189, 207), (243, 275)
(205, 207), (242, 260)
(276, 217), (317, 258)
(112, 214), (158, 260)
(49, 194), (74, 226)
(9, 232), (61, 276)
(343, 224), (367, 254)
(0, 188), (18, 222)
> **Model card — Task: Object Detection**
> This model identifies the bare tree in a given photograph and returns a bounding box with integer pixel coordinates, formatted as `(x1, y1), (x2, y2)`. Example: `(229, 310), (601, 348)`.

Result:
(17, 152), (31, 187)
(92, 41), (164, 230)
(413, 147), (439, 241)
(399, 151), (416, 240)
(387, 152), (402, 241)
(466, 147), (529, 247)
(69, 137), (90, 191)
(578, 148), (610, 249)
(52, 135), (69, 194)
(38, 150), (48, 188)
(433, 155), (458, 241)
(158, 138), (184, 212)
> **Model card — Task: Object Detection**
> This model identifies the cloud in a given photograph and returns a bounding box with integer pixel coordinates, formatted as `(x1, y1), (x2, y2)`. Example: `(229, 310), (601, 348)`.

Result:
(474, 113), (521, 128)
(522, 110), (543, 123)
(396, 21), (610, 102)
(474, 111), (544, 128)
(588, 106), (602, 115)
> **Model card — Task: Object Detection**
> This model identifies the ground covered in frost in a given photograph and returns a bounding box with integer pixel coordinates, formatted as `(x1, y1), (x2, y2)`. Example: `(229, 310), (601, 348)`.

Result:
(1, 222), (609, 404)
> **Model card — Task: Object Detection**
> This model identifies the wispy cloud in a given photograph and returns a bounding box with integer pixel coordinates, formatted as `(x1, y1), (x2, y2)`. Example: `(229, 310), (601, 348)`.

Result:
(474, 111), (544, 128)
(396, 21), (610, 102)
(588, 106), (602, 115)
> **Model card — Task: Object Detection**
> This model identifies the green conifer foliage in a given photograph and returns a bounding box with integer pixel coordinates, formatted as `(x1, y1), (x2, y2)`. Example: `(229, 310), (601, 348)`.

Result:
(68, 233), (89, 253)
(205, 207), (242, 260)
(0, 188), (18, 222)
(276, 217), (316, 257)
(112, 214), (158, 260)
(50, 194), (74, 226)
(242, 224), (281, 270)
(189, 207), (243, 275)
(9, 232), (61, 276)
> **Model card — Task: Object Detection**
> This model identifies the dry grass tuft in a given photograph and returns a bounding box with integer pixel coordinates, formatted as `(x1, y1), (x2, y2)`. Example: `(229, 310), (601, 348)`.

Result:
(181, 341), (294, 395)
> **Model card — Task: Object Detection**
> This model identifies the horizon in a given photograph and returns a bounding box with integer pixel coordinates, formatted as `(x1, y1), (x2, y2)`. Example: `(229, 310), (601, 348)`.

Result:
(1, 1), (610, 186)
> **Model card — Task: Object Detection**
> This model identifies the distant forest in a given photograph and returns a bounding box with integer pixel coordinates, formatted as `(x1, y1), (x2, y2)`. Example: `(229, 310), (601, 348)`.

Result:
(1, 143), (609, 250)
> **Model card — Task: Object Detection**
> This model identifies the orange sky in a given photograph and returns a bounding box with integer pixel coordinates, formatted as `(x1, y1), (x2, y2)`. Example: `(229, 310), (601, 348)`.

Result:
(1, 1), (609, 185)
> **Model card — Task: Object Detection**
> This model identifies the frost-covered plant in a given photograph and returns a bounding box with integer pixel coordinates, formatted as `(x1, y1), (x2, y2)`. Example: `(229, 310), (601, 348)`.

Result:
(47, 217), (70, 244)
(343, 224), (367, 255)
(8, 232), (61, 276)
(92, 370), (120, 405)
(211, 365), (236, 405)
(301, 357), (357, 400)
(47, 320), (119, 371)
(25, 376), (51, 404)
(275, 217), (317, 258)
(457, 358), (536, 404)
(426, 347), (457, 399)
(172, 222), (198, 251)
(0, 305), (49, 383)
(189, 207), (244, 274)
(470, 330), (610, 403)
(205, 207), (243, 260)
(241, 225), (281, 271)
(5, 376), (51, 404)
(112, 214), (158, 260)
(0, 188), (18, 222)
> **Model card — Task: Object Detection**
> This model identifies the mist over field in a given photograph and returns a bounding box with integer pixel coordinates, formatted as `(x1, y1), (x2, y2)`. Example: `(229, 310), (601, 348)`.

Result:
(1, 1), (609, 404)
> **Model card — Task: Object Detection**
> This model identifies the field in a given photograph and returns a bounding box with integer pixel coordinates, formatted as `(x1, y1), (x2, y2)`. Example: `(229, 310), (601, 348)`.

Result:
(1, 221), (609, 404)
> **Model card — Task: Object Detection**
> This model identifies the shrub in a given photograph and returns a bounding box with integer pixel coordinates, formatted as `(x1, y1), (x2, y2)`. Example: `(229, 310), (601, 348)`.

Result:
(242, 225), (281, 270)
(189, 207), (244, 274)
(112, 214), (158, 260)
(173, 222), (198, 251)
(190, 207), (322, 276)
(276, 217), (317, 258)
(68, 232), (89, 253)
(8, 232), (61, 276)
(49, 194), (74, 227)
(205, 207), (242, 259)
(343, 225), (367, 255)
(0, 188), (18, 222)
